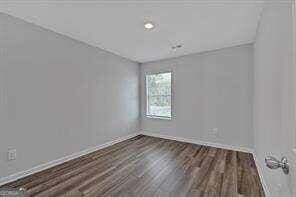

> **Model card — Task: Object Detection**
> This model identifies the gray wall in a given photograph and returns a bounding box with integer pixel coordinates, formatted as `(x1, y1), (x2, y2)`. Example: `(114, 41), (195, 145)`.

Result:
(141, 44), (254, 149)
(0, 13), (140, 178)
(253, 3), (294, 196)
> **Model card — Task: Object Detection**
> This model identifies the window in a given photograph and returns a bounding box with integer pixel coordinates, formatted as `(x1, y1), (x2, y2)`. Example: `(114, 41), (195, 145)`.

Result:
(146, 72), (172, 119)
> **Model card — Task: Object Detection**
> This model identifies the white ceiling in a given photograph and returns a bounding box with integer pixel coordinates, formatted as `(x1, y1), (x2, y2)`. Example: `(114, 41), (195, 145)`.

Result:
(0, 1), (265, 63)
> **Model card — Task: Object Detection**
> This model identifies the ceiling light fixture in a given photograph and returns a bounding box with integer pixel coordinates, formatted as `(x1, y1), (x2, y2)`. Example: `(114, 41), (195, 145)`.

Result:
(144, 22), (154, 30)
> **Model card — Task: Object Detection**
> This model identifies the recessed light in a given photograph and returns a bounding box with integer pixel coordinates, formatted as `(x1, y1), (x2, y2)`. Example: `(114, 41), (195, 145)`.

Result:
(144, 22), (154, 30)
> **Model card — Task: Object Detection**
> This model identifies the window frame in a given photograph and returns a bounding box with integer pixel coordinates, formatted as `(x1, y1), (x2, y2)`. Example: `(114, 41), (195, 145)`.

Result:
(145, 71), (172, 120)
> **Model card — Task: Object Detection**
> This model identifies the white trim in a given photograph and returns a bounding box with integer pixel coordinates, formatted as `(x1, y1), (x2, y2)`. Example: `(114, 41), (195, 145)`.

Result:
(1, 130), (268, 197)
(141, 131), (271, 196)
(140, 131), (254, 153)
(293, 0), (296, 157)
(252, 153), (271, 197)
(145, 116), (171, 120)
(141, 131), (270, 196)
(145, 72), (172, 119)
(0, 132), (141, 186)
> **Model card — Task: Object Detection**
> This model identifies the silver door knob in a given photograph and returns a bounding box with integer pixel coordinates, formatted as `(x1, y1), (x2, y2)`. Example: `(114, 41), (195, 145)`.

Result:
(265, 156), (289, 174)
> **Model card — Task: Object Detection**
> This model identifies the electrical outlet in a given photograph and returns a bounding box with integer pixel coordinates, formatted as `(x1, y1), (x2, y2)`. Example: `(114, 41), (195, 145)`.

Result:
(7, 149), (17, 161)
(209, 128), (219, 137)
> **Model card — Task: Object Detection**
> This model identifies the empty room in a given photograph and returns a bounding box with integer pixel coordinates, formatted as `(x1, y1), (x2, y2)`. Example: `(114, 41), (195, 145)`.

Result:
(0, 0), (295, 197)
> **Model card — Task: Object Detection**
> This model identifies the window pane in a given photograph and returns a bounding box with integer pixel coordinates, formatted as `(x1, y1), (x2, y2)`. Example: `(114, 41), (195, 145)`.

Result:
(146, 72), (171, 118)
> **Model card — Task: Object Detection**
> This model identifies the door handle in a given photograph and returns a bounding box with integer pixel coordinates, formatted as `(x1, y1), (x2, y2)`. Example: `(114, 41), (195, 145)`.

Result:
(265, 156), (289, 174)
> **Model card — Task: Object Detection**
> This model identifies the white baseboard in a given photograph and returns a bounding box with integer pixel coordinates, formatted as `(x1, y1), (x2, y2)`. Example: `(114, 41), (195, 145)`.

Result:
(141, 131), (270, 196)
(1, 131), (268, 197)
(140, 131), (254, 153)
(252, 153), (271, 197)
(0, 132), (141, 186)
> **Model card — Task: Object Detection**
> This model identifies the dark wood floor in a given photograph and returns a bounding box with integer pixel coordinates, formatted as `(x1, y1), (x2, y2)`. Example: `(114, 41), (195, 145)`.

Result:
(3, 135), (265, 197)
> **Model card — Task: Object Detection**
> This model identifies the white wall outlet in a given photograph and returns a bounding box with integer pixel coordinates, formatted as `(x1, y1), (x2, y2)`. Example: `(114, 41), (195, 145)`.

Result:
(7, 149), (17, 161)
(209, 128), (219, 137)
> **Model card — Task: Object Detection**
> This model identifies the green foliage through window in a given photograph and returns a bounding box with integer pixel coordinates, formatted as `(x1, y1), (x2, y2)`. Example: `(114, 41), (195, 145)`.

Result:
(146, 72), (172, 118)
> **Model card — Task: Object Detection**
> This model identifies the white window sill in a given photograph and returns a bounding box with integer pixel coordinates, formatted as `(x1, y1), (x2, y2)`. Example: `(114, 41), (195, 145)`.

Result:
(146, 116), (172, 120)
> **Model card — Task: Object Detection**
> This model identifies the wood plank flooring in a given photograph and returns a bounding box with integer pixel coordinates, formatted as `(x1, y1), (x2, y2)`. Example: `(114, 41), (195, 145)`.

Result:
(2, 135), (265, 197)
